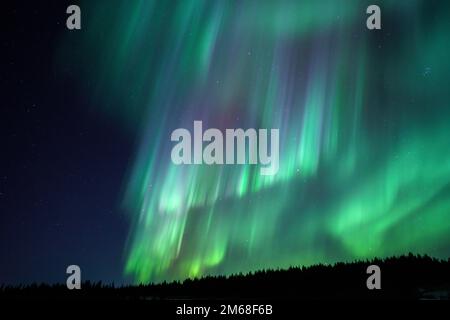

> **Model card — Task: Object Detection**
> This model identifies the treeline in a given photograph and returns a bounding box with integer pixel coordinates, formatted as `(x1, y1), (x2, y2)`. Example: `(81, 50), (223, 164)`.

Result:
(1, 254), (449, 300)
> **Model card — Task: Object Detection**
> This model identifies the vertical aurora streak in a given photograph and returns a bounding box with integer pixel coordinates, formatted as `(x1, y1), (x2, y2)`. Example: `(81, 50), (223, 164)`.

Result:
(63, 0), (450, 283)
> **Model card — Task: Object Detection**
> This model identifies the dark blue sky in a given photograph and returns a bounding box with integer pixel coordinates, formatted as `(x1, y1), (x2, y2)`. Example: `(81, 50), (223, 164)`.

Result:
(1, 1), (133, 284)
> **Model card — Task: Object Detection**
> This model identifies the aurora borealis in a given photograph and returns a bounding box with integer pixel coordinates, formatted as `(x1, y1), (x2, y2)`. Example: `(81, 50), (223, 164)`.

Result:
(57, 0), (450, 283)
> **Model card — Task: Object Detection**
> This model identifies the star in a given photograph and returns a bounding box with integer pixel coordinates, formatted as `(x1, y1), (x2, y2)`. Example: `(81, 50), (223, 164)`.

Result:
(423, 67), (431, 77)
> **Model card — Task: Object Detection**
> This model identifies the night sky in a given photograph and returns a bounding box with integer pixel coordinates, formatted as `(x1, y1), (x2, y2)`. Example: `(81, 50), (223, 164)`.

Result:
(2, 1), (131, 284)
(2, 0), (450, 285)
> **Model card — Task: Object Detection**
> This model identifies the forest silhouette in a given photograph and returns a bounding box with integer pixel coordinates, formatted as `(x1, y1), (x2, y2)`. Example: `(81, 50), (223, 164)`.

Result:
(1, 254), (449, 300)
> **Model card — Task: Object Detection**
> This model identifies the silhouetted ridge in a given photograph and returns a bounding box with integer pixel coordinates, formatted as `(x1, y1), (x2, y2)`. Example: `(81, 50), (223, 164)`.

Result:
(1, 254), (449, 300)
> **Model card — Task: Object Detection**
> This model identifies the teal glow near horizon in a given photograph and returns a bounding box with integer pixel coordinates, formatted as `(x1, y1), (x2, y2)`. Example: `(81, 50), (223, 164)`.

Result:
(62, 0), (450, 283)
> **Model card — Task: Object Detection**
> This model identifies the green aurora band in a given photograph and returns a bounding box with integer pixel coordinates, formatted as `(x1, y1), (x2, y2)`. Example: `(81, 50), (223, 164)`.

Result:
(62, 0), (450, 283)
